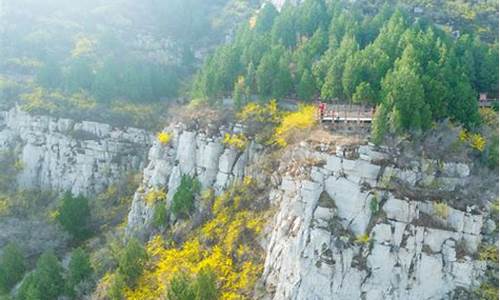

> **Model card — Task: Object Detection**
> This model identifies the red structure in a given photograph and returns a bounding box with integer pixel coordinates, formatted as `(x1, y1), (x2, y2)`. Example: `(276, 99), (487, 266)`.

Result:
(478, 93), (498, 108)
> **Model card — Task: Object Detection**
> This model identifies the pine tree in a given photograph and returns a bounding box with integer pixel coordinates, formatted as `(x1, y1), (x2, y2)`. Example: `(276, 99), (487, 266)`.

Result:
(271, 2), (296, 48)
(297, 69), (315, 101)
(0, 243), (25, 294)
(255, 3), (278, 33)
(66, 248), (93, 297)
(380, 44), (431, 133)
(17, 251), (65, 300)
(353, 82), (376, 104)
(118, 238), (148, 287)
(168, 272), (196, 300)
(194, 267), (218, 300)
(57, 192), (91, 241)
(171, 175), (200, 219)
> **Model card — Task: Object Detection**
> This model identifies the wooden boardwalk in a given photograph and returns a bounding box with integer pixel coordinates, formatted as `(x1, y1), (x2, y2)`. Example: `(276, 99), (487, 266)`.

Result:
(318, 104), (374, 125)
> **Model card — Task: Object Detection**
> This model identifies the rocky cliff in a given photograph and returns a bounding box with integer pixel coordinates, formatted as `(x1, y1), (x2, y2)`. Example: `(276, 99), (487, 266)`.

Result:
(1, 108), (493, 298)
(126, 122), (262, 237)
(260, 144), (489, 300)
(0, 107), (153, 196)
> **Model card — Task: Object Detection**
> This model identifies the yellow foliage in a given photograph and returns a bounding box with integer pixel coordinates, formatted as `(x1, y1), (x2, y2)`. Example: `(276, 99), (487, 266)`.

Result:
(223, 133), (248, 150)
(433, 201), (449, 219)
(0, 197), (9, 216)
(492, 200), (499, 214)
(469, 133), (486, 152)
(459, 129), (468, 142)
(479, 245), (499, 263)
(156, 132), (171, 145)
(237, 100), (280, 124)
(48, 209), (60, 221)
(354, 234), (371, 245)
(480, 108), (498, 128)
(249, 16), (257, 29)
(71, 36), (95, 57)
(459, 130), (487, 152)
(273, 104), (316, 147)
(125, 181), (265, 299)
(476, 283), (499, 300)
(144, 188), (167, 206)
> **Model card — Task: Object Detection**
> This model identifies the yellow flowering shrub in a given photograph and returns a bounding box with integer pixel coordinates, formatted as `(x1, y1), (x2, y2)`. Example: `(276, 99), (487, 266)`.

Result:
(156, 132), (171, 145)
(223, 133), (248, 150)
(237, 100), (280, 123)
(479, 245), (499, 263)
(71, 36), (95, 57)
(144, 188), (167, 206)
(237, 100), (282, 144)
(433, 201), (449, 219)
(459, 129), (486, 152)
(0, 197), (9, 216)
(249, 16), (257, 29)
(469, 133), (486, 152)
(125, 181), (266, 299)
(273, 104), (316, 147)
(354, 234), (371, 245)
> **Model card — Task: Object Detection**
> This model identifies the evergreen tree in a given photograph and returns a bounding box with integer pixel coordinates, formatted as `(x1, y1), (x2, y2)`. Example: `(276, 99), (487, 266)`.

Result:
(272, 53), (293, 99)
(64, 58), (94, 93)
(17, 251), (64, 300)
(194, 267), (218, 300)
(353, 82), (376, 104)
(371, 102), (390, 144)
(380, 44), (431, 133)
(56, 192), (91, 241)
(167, 273), (196, 300)
(447, 75), (480, 129)
(36, 59), (62, 89)
(107, 274), (125, 300)
(245, 62), (257, 95)
(171, 175), (200, 219)
(0, 243), (25, 294)
(297, 69), (315, 101)
(118, 238), (148, 287)
(255, 3), (278, 33)
(256, 51), (276, 98)
(297, 0), (329, 37)
(271, 2), (296, 48)
(66, 248), (93, 297)
(233, 76), (247, 109)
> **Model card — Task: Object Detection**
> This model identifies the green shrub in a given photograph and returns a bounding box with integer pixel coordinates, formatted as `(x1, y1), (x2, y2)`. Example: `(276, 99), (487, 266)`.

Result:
(107, 273), (125, 300)
(117, 238), (148, 287)
(370, 197), (379, 214)
(167, 272), (196, 300)
(17, 250), (64, 300)
(66, 248), (94, 298)
(171, 175), (200, 219)
(167, 267), (218, 300)
(153, 203), (168, 227)
(194, 267), (218, 300)
(56, 192), (91, 240)
(0, 243), (25, 294)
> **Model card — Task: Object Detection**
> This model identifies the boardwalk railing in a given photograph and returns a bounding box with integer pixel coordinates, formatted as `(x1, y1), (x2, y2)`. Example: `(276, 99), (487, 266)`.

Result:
(318, 104), (374, 125)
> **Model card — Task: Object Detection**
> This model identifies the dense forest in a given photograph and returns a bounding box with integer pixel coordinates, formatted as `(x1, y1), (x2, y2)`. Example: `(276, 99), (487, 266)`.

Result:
(192, 0), (498, 141)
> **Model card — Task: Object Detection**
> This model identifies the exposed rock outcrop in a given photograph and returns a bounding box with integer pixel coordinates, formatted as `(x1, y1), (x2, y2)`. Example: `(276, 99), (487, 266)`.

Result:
(261, 144), (487, 300)
(126, 123), (262, 237)
(0, 107), (153, 196)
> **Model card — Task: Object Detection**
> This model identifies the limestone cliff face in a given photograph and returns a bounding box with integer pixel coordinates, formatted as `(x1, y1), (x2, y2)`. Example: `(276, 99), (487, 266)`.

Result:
(260, 145), (487, 300)
(1, 108), (491, 298)
(126, 123), (262, 237)
(0, 107), (153, 196)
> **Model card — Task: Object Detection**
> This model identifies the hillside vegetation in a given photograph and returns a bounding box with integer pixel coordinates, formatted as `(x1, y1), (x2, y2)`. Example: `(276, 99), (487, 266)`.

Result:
(192, 0), (498, 142)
